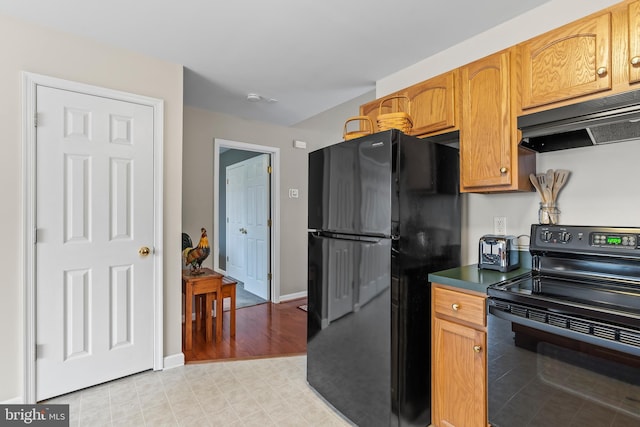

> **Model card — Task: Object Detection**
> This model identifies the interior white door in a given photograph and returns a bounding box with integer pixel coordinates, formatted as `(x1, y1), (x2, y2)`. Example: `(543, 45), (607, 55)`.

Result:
(225, 155), (270, 299)
(226, 163), (247, 283)
(35, 85), (155, 401)
(244, 154), (270, 299)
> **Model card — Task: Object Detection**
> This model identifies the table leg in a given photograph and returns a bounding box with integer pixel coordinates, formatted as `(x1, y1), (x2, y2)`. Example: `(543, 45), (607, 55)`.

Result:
(216, 284), (223, 342)
(185, 280), (192, 351)
(230, 284), (236, 337)
(195, 295), (203, 332)
(205, 292), (213, 342)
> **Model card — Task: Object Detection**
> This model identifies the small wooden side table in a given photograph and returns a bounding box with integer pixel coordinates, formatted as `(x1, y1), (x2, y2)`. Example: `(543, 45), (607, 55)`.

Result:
(198, 276), (237, 339)
(182, 268), (222, 350)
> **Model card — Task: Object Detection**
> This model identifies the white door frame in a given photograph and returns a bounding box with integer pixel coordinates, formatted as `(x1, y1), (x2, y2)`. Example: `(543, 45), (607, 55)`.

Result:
(214, 139), (281, 302)
(22, 72), (164, 403)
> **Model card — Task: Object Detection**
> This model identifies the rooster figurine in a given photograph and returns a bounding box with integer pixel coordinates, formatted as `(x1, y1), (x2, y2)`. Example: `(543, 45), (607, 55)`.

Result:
(182, 228), (210, 275)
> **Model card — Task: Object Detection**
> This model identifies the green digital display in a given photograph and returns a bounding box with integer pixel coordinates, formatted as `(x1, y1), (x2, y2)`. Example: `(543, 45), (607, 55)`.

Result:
(607, 236), (622, 245)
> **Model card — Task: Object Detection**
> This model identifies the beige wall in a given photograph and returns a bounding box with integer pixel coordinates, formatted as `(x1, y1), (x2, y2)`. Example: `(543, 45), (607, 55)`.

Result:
(182, 105), (349, 298)
(0, 14), (184, 402)
(376, 0), (638, 264)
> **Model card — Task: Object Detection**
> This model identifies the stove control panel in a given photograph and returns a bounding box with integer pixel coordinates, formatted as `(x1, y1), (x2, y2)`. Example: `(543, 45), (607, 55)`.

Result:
(591, 233), (637, 248)
(532, 225), (640, 256)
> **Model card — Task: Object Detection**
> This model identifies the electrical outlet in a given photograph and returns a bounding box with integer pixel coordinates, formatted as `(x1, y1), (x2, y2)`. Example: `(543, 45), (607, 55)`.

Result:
(494, 216), (507, 235)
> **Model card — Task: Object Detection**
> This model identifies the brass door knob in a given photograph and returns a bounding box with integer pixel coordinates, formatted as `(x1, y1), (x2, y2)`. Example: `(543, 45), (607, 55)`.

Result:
(632, 56), (640, 66)
(596, 66), (607, 76)
(139, 246), (151, 256)
(452, 303), (460, 311)
(473, 345), (482, 353)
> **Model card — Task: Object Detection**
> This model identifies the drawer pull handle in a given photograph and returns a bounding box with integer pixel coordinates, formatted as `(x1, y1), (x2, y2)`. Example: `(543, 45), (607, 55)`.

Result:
(452, 303), (460, 311)
(473, 345), (482, 353)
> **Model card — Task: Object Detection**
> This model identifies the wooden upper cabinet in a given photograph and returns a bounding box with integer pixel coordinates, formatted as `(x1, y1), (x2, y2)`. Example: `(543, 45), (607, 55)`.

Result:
(407, 70), (459, 137)
(519, 12), (612, 110)
(358, 71), (458, 137)
(460, 50), (513, 190)
(629, 1), (640, 84)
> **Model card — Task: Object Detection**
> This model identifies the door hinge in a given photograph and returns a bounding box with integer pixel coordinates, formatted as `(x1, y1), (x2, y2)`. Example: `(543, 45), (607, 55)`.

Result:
(268, 273), (272, 280)
(226, 178), (229, 184)
(226, 256), (229, 261)
(267, 219), (272, 227)
(267, 166), (272, 174)
(34, 228), (38, 244)
(33, 112), (38, 127)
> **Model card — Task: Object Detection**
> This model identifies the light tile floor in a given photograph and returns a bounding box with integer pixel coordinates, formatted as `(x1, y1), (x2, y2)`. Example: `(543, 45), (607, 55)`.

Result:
(43, 356), (352, 427)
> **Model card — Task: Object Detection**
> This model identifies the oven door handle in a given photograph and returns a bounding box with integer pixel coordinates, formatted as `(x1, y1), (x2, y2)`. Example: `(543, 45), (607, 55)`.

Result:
(488, 305), (640, 357)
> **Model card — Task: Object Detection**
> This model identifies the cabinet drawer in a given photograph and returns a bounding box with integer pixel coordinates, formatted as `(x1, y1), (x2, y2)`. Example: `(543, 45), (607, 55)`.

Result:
(433, 286), (486, 327)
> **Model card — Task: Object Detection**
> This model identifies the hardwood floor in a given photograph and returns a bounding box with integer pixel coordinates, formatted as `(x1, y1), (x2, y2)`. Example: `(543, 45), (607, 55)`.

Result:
(183, 297), (307, 363)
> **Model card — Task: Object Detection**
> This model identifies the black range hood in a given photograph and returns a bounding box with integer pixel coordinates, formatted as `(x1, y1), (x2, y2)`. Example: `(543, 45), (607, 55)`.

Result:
(518, 89), (640, 152)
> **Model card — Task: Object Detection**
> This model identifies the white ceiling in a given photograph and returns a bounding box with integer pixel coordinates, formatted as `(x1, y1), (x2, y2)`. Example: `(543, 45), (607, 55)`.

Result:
(0, 0), (552, 126)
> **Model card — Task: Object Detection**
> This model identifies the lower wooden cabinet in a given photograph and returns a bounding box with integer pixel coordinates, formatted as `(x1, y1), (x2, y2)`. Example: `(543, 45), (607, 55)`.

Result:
(432, 284), (487, 427)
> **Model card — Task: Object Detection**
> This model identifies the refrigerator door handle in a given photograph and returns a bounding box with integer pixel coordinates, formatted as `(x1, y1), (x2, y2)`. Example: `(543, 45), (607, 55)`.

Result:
(313, 231), (386, 243)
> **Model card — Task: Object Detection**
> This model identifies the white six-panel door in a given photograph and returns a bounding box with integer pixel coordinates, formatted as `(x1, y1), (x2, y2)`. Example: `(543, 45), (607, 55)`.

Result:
(244, 154), (270, 300)
(226, 163), (247, 283)
(225, 154), (270, 300)
(35, 85), (155, 400)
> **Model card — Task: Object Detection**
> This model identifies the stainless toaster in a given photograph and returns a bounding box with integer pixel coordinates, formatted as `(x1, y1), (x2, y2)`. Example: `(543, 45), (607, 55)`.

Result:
(478, 235), (520, 272)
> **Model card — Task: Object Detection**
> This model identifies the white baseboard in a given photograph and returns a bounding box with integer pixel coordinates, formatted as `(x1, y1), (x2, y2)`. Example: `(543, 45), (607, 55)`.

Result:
(279, 290), (307, 302)
(163, 352), (185, 370)
(1, 396), (23, 404)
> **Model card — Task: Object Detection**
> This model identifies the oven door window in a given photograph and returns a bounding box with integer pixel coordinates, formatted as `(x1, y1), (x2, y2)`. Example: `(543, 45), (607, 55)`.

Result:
(488, 315), (640, 427)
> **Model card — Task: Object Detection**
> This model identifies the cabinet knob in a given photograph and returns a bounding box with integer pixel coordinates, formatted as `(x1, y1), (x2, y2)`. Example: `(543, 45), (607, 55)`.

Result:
(452, 303), (460, 311)
(499, 167), (508, 174)
(632, 56), (640, 66)
(596, 66), (607, 77)
(473, 345), (482, 353)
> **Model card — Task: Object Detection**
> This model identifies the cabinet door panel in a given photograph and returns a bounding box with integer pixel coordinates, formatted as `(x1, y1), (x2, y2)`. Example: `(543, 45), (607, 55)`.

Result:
(433, 317), (486, 427)
(630, 1), (640, 84)
(460, 51), (512, 189)
(359, 99), (379, 132)
(409, 71), (457, 136)
(521, 13), (612, 109)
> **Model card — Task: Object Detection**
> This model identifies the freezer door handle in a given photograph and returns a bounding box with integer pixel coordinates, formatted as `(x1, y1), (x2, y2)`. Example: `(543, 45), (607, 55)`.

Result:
(312, 232), (386, 243)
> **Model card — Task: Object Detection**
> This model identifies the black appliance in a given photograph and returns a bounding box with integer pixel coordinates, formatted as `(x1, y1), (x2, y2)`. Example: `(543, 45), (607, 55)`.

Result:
(487, 224), (640, 426)
(518, 89), (640, 152)
(306, 129), (461, 427)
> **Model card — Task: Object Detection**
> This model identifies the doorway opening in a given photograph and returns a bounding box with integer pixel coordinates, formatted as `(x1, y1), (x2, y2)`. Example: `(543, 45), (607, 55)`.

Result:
(213, 139), (281, 306)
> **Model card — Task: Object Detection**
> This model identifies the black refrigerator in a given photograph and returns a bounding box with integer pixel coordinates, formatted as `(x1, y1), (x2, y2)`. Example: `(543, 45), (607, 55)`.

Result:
(307, 129), (461, 427)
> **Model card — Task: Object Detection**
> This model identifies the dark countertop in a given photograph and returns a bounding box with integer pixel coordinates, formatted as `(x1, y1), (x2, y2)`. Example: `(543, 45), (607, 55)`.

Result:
(428, 252), (532, 294)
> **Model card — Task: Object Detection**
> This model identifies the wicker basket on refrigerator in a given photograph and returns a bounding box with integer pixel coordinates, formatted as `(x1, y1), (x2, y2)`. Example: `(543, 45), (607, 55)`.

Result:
(343, 116), (374, 141)
(376, 95), (413, 133)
